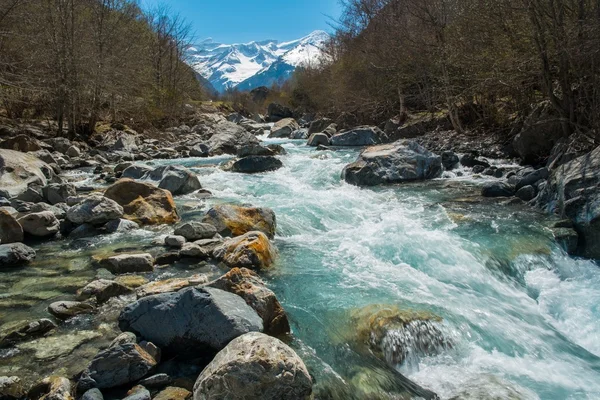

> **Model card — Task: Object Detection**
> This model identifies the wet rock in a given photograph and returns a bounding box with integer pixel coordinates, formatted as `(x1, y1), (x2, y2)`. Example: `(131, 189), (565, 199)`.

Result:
(472, 165), (486, 174)
(28, 376), (73, 400)
(0, 209), (23, 243)
(115, 275), (149, 289)
(442, 151), (460, 170)
(155, 387), (191, 400)
(78, 343), (157, 391)
(104, 179), (178, 225)
(42, 183), (76, 205)
(236, 144), (274, 157)
(122, 165), (154, 180)
(193, 332), (312, 400)
(139, 373), (172, 389)
(552, 227), (579, 254)
(18, 330), (101, 361)
(460, 153), (490, 169)
(98, 253), (154, 274)
(174, 222), (217, 241)
(0, 376), (25, 399)
(143, 166), (201, 196)
(0, 243), (36, 267)
(449, 375), (535, 400)
(66, 196), (124, 226)
(103, 218), (139, 233)
(165, 235), (186, 249)
(135, 275), (208, 298)
(481, 182), (515, 198)
(330, 126), (387, 146)
(155, 252), (182, 265)
(306, 133), (329, 147)
(290, 129), (309, 139)
(214, 231), (277, 270)
(515, 185), (536, 201)
(69, 223), (100, 239)
(203, 204), (276, 239)
(342, 140), (442, 186)
(18, 211), (60, 237)
(118, 287), (263, 354)
(77, 279), (133, 303)
(230, 156), (283, 173)
(515, 167), (549, 190)
(48, 301), (94, 320)
(269, 118), (299, 138)
(209, 268), (290, 335)
(81, 388), (104, 400)
(0, 318), (56, 347)
(308, 118), (333, 135)
(0, 149), (56, 198)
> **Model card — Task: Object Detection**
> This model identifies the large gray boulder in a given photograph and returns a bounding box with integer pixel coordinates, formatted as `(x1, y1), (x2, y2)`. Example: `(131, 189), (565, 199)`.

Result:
(481, 181), (516, 197)
(207, 121), (259, 155)
(17, 211), (60, 237)
(230, 156), (283, 173)
(330, 126), (388, 146)
(268, 118), (299, 138)
(78, 343), (157, 391)
(536, 144), (600, 258)
(145, 166), (202, 195)
(42, 183), (76, 205)
(66, 196), (124, 225)
(0, 243), (36, 267)
(193, 332), (312, 400)
(122, 165), (154, 180)
(306, 133), (329, 147)
(342, 140), (442, 186)
(98, 253), (154, 274)
(0, 210), (23, 243)
(0, 149), (56, 198)
(119, 287), (263, 354)
(174, 222), (217, 241)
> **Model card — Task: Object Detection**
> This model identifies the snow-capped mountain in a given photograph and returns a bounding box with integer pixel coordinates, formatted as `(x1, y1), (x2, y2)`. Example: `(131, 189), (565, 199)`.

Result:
(187, 30), (330, 93)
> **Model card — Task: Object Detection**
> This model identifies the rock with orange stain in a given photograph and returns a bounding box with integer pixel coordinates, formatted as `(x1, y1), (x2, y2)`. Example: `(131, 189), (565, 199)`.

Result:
(213, 231), (276, 270)
(104, 179), (179, 225)
(202, 204), (276, 238)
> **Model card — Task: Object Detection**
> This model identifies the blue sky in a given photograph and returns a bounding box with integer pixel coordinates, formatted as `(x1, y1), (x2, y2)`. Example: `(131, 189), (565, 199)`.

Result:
(140, 0), (342, 44)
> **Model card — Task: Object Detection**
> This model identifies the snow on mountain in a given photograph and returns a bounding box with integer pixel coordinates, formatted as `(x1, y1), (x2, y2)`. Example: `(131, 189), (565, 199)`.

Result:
(187, 30), (330, 93)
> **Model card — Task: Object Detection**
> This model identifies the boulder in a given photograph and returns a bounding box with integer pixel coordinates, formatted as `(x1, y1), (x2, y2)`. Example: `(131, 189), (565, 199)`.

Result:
(209, 268), (290, 335)
(193, 332), (312, 400)
(267, 103), (293, 122)
(0, 376), (25, 399)
(42, 183), (76, 205)
(306, 133), (329, 147)
(143, 166), (202, 196)
(18, 211), (60, 237)
(515, 167), (549, 190)
(536, 144), (600, 258)
(342, 140), (442, 186)
(122, 165), (154, 180)
(516, 185), (536, 201)
(0, 209), (23, 243)
(118, 287), (263, 354)
(230, 156), (283, 173)
(155, 387), (191, 400)
(0, 134), (42, 152)
(190, 144), (210, 158)
(28, 376), (73, 400)
(135, 275), (208, 298)
(104, 179), (179, 225)
(0, 319), (56, 347)
(0, 149), (56, 198)
(77, 279), (133, 303)
(98, 253), (154, 274)
(203, 204), (276, 239)
(104, 218), (139, 233)
(66, 196), (124, 226)
(290, 129), (309, 139)
(268, 118), (299, 138)
(78, 343), (157, 391)
(213, 231), (277, 270)
(236, 144), (275, 158)
(165, 235), (186, 249)
(174, 222), (217, 241)
(0, 243), (36, 267)
(180, 243), (209, 259)
(442, 151), (460, 171)
(330, 126), (387, 146)
(206, 121), (259, 155)
(66, 145), (81, 158)
(48, 301), (94, 320)
(308, 118), (333, 135)
(122, 386), (151, 400)
(460, 153), (490, 169)
(81, 388), (104, 400)
(481, 181), (515, 197)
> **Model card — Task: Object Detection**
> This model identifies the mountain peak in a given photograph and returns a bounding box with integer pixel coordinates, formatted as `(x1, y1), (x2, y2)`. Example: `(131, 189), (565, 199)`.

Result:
(188, 31), (330, 93)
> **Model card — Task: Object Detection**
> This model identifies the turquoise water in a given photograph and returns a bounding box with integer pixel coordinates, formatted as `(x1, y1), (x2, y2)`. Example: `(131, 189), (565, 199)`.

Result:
(172, 138), (600, 399)
(3, 137), (600, 398)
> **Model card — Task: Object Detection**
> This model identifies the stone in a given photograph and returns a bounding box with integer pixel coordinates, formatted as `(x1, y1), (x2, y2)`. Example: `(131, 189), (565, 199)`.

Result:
(342, 140), (442, 186)
(155, 252), (181, 265)
(0, 243), (36, 267)
(207, 121), (260, 155)
(552, 227), (579, 254)
(209, 268), (290, 335)
(0, 209), (23, 243)
(123, 386), (151, 400)
(0, 318), (56, 347)
(48, 301), (94, 320)
(442, 151), (460, 171)
(0, 134), (43, 152)
(18, 211), (60, 237)
(28, 376), (73, 400)
(213, 231), (277, 270)
(515, 168), (549, 190)
(77, 279), (133, 303)
(330, 126), (387, 146)
(135, 275), (208, 299)
(236, 144), (274, 158)
(18, 330), (101, 361)
(118, 287), (263, 354)
(0, 149), (56, 198)
(66, 196), (124, 226)
(174, 222), (217, 241)
(69, 223), (100, 239)
(98, 253), (154, 274)
(16, 185), (44, 203)
(81, 388), (104, 400)
(230, 156), (283, 173)
(266, 103), (293, 122)
(193, 238), (224, 253)
(104, 218), (139, 233)
(306, 133), (329, 147)
(515, 185), (536, 201)
(145, 166), (202, 196)
(268, 118), (299, 138)
(203, 204), (276, 239)
(104, 179), (179, 225)
(42, 183), (76, 205)
(0, 376), (25, 399)
(155, 387), (191, 400)
(180, 243), (209, 259)
(115, 275), (149, 288)
(190, 144), (210, 158)
(290, 129), (309, 139)
(122, 165), (154, 180)
(460, 153), (490, 169)
(481, 181), (516, 198)
(139, 374), (172, 389)
(66, 145), (81, 158)
(78, 343), (157, 391)
(308, 118), (333, 135)
(165, 235), (186, 248)
(193, 332), (312, 400)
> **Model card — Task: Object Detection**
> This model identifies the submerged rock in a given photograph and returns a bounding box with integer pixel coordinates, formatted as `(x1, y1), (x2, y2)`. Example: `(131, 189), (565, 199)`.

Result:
(48, 301), (94, 320)
(330, 126), (387, 146)
(0, 243), (36, 267)
(104, 179), (179, 225)
(18, 330), (101, 361)
(213, 231), (277, 270)
(77, 279), (133, 303)
(0, 318), (56, 347)
(209, 268), (290, 335)
(119, 287), (263, 354)
(193, 332), (312, 400)
(342, 140), (442, 186)
(202, 204), (276, 239)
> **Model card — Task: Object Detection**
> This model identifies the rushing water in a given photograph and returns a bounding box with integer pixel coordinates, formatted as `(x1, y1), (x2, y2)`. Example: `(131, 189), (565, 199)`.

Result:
(2, 137), (600, 399)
